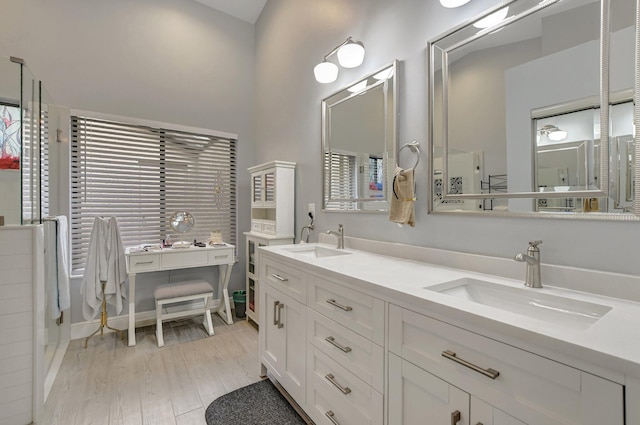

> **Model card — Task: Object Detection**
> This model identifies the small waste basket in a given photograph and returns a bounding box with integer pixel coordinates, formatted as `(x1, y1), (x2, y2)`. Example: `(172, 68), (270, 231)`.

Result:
(233, 290), (246, 319)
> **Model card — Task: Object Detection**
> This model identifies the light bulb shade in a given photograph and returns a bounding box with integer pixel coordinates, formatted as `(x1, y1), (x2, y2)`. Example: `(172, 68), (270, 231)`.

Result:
(337, 40), (365, 68)
(548, 130), (567, 141)
(473, 7), (509, 29)
(314, 61), (339, 83)
(439, 0), (471, 7)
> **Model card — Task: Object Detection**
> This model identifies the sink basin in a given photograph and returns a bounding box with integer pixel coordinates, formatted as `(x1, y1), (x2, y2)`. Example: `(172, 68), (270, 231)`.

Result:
(283, 245), (352, 259)
(427, 278), (611, 330)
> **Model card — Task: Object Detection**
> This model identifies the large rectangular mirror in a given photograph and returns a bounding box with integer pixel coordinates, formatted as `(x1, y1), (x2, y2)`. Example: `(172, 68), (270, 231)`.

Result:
(429, 0), (639, 219)
(322, 61), (398, 212)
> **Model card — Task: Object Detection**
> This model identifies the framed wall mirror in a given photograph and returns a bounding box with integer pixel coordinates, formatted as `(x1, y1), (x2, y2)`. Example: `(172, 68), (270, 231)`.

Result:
(322, 60), (398, 212)
(428, 0), (639, 220)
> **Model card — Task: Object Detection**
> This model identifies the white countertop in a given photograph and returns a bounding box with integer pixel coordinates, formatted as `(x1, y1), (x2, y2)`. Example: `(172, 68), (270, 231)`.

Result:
(261, 241), (640, 381)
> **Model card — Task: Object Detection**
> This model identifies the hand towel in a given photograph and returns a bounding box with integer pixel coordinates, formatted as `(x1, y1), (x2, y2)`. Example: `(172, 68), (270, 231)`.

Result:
(389, 166), (416, 227)
(44, 216), (71, 320)
(56, 216), (71, 312)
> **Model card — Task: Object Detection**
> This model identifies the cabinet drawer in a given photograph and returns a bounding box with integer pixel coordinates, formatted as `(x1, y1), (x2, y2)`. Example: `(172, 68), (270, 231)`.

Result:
(308, 276), (384, 346)
(389, 304), (624, 425)
(261, 222), (275, 235)
(306, 343), (383, 425)
(128, 254), (160, 272)
(307, 309), (383, 392)
(251, 220), (263, 232)
(161, 250), (208, 269)
(261, 257), (306, 303)
(208, 248), (234, 265)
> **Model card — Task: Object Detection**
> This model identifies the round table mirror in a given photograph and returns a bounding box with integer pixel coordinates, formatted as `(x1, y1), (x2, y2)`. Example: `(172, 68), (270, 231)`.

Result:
(169, 211), (195, 248)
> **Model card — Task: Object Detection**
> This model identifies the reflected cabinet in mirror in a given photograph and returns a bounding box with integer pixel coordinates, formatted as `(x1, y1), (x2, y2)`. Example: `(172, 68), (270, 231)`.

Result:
(428, 0), (639, 220)
(322, 61), (398, 212)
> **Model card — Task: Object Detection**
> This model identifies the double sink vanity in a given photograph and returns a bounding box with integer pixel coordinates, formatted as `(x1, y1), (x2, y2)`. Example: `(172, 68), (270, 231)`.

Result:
(258, 236), (639, 425)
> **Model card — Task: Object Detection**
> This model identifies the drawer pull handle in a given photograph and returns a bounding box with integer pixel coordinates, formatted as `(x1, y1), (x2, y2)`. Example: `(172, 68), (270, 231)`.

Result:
(451, 410), (461, 425)
(214, 255), (229, 259)
(273, 301), (280, 326)
(442, 350), (500, 380)
(134, 260), (154, 265)
(325, 336), (352, 353)
(271, 273), (288, 282)
(277, 303), (284, 328)
(326, 299), (353, 311)
(325, 373), (351, 394)
(325, 411), (340, 425)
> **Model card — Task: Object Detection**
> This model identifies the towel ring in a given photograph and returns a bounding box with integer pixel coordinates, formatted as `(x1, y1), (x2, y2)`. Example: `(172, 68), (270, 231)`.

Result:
(396, 141), (420, 171)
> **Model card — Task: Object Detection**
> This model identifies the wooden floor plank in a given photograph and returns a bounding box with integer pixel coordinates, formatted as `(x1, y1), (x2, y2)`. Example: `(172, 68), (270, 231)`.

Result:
(41, 316), (258, 425)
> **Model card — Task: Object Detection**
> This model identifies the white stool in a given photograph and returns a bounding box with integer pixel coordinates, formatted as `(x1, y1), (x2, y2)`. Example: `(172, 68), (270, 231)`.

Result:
(154, 280), (215, 347)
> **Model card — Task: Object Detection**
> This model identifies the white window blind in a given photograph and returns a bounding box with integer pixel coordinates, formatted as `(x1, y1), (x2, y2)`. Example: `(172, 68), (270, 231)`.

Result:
(19, 104), (49, 223)
(324, 151), (357, 210)
(70, 115), (237, 274)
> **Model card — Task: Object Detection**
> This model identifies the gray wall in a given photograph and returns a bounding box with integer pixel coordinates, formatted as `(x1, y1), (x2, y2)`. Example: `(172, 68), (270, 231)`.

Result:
(254, 0), (640, 276)
(0, 0), (256, 322)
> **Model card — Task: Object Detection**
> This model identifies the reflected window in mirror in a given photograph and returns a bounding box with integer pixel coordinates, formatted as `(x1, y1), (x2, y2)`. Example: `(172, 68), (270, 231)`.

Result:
(323, 60), (398, 212)
(428, 0), (639, 220)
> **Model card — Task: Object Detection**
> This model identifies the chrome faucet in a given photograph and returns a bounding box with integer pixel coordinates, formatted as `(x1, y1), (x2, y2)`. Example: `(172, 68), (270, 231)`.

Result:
(326, 224), (344, 249)
(514, 240), (543, 288)
(299, 212), (314, 243)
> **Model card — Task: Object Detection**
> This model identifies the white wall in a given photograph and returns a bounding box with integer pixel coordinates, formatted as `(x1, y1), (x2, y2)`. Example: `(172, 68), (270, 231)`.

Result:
(254, 0), (640, 276)
(0, 0), (256, 323)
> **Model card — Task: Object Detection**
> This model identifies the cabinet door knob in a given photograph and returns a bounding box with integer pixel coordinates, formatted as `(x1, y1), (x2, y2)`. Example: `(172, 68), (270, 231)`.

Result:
(451, 410), (461, 425)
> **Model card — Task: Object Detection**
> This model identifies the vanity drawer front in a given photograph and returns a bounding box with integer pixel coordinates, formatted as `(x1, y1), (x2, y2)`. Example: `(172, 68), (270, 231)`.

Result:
(306, 343), (383, 425)
(388, 305), (624, 425)
(261, 257), (306, 303)
(207, 248), (234, 265)
(128, 254), (160, 272)
(161, 250), (208, 269)
(307, 309), (383, 392)
(308, 276), (384, 346)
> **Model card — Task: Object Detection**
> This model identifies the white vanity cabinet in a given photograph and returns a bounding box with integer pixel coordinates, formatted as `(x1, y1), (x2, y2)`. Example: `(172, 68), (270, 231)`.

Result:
(388, 304), (624, 425)
(305, 275), (385, 425)
(259, 280), (306, 404)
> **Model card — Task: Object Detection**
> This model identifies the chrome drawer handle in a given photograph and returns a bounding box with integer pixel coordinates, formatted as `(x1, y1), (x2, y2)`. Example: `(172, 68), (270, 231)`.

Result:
(451, 410), (461, 425)
(325, 336), (352, 353)
(326, 299), (352, 312)
(134, 260), (154, 265)
(271, 273), (288, 282)
(442, 350), (500, 380)
(273, 301), (280, 326)
(325, 411), (340, 425)
(277, 303), (284, 328)
(325, 374), (351, 394)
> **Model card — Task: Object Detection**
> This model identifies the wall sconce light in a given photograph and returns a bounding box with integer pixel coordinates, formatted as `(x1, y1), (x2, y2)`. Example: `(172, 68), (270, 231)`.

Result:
(439, 0), (471, 8)
(539, 124), (568, 141)
(314, 36), (366, 84)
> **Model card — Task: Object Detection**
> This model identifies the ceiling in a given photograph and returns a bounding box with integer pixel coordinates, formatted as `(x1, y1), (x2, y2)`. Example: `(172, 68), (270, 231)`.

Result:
(193, 0), (268, 24)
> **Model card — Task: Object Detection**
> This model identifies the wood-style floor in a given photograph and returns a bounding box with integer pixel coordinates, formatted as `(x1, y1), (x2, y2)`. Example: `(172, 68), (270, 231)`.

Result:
(40, 315), (262, 425)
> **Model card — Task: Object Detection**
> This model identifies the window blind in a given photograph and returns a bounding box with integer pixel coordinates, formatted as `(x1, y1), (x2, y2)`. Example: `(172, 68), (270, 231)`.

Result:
(70, 115), (237, 274)
(324, 151), (357, 210)
(20, 105), (49, 223)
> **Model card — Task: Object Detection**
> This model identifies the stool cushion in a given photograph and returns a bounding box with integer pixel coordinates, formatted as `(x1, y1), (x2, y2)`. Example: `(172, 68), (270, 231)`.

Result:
(154, 280), (213, 300)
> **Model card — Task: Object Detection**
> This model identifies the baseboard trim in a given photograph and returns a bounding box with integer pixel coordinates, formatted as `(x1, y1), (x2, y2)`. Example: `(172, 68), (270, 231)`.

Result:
(70, 302), (227, 340)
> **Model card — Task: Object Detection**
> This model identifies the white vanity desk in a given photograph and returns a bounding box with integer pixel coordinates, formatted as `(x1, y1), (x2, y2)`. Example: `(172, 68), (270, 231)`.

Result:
(125, 244), (235, 347)
(258, 237), (640, 425)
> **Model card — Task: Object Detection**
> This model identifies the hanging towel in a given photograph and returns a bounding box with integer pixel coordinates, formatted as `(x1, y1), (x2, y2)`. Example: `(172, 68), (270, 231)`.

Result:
(81, 217), (127, 321)
(389, 166), (416, 227)
(44, 216), (71, 320)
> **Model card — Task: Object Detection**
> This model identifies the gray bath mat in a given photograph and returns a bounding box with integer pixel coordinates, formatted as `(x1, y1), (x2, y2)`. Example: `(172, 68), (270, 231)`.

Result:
(205, 379), (306, 425)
